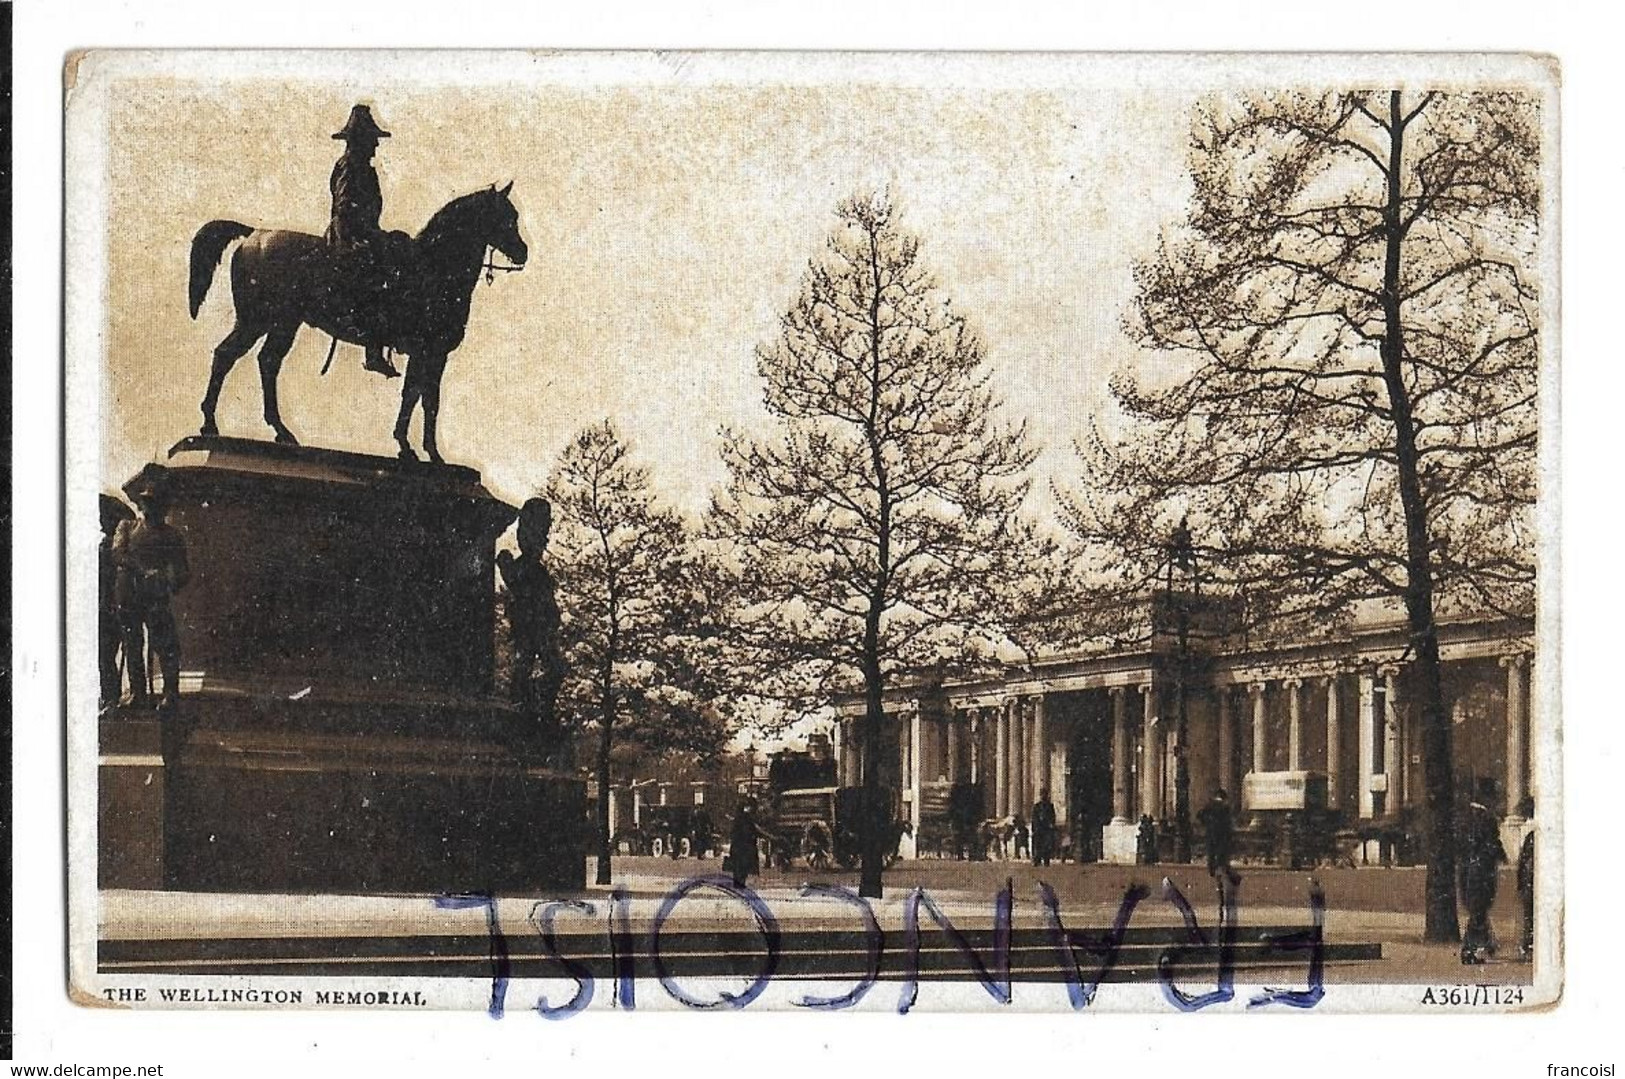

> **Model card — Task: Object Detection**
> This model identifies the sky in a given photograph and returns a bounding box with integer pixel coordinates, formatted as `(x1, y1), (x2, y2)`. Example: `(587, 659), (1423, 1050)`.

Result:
(88, 54), (1201, 516)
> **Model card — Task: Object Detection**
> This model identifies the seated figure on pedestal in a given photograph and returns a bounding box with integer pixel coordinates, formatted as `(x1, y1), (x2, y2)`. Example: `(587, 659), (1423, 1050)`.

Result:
(497, 497), (567, 754)
(113, 474), (190, 711)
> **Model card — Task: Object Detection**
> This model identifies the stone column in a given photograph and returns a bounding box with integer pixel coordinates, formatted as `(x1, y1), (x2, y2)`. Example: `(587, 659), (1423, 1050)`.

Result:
(632, 784), (643, 828)
(1382, 667), (1403, 816)
(1399, 697), (1412, 806)
(988, 705), (1001, 812)
(851, 721), (864, 789)
(1031, 695), (1048, 802)
(1324, 673), (1342, 810)
(1140, 683), (1160, 819)
(1358, 672), (1376, 819)
(910, 706), (924, 834)
(606, 784), (619, 842)
(969, 708), (982, 785)
(832, 721), (845, 786)
(1009, 697), (1025, 816)
(1285, 678), (1304, 771)
(1216, 687), (1233, 797)
(946, 711), (961, 784)
(897, 710), (910, 816)
(1250, 681), (1268, 773)
(1502, 653), (1529, 819)
(1111, 686), (1130, 822)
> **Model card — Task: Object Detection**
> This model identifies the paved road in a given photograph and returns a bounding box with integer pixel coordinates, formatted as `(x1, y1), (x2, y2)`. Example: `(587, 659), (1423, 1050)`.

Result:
(98, 857), (1537, 987)
(604, 853), (1529, 920)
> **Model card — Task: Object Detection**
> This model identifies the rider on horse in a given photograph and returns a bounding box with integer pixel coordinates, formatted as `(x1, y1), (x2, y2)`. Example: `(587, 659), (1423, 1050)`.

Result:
(328, 104), (404, 379)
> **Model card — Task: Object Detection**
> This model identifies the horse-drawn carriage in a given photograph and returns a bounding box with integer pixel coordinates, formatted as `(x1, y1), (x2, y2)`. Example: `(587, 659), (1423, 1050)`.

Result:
(616, 804), (717, 859)
(764, 787), (857, 870)
(758, 747), (903, 871)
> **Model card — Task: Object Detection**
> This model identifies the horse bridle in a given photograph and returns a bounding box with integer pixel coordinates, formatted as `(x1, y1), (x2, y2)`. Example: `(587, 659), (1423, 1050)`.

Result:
(482, 249), (523, 284)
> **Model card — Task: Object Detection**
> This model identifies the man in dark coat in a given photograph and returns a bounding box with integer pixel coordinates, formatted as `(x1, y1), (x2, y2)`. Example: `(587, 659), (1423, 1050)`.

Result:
(1136, 813), (1159, 865)
(1516, 795), (1536, 960)
(1197, 788), (1239, 884)
(728, 798), (766, 888)
(1031, 788), (1057, 867)
(327, 104), (402, 378)
(1459, 777), (1508, 964)
(113, 474), (190, 710)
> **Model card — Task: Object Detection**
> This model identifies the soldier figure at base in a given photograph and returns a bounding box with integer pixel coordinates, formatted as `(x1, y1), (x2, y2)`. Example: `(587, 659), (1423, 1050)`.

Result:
(328, 104), (402, 379)
(497, 497), (566, 751)
(114, 474), (190, 710)
(99, 493), (135, 709)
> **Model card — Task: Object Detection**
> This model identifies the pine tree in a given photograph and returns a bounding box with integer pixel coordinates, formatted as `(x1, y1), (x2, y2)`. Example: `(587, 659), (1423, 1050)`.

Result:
(548, 420), (728, 886)
(710, 193), (1051, 898)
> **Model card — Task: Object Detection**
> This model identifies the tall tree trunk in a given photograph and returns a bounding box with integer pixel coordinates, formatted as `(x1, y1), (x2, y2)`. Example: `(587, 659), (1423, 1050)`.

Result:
(857, 215), (891, 901)
(1380, 90), (1459, 943)
(594, 666), (616, 887)
(858, 605), (886, 899)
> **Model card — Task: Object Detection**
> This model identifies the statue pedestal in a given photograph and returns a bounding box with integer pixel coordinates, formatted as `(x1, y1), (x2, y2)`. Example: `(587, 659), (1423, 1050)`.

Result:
(98, 437), (585, 894)
(1100, 819), (1140, 864)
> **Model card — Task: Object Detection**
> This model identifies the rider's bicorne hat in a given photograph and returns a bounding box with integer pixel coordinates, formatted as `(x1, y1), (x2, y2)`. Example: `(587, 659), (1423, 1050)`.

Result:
(332, 104), (391, 141)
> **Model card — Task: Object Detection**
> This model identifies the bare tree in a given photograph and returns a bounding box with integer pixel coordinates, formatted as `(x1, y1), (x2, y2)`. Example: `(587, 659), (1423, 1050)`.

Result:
(1063, 91), (1540, 941)
(710, 193), (1051, 898)
(547, 420), (728, 886)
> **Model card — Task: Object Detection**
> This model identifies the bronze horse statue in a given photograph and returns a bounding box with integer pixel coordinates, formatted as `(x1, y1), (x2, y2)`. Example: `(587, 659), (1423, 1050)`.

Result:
(188, 184), (528, 462)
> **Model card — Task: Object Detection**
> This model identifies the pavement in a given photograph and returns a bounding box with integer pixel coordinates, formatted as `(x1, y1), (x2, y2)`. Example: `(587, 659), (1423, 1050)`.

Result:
(97, 857), (1539, 986)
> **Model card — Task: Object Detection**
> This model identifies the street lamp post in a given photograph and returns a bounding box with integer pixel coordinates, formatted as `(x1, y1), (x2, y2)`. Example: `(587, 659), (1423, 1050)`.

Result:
(1167, 517), (1197, 864)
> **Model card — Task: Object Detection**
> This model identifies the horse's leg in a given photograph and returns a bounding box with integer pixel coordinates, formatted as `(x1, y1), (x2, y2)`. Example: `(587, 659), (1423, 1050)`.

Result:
(420, 352), (449, 464)
(394, 352), (424, 461)
(256, 322), (301, 445)
(199, 321), (262, 436)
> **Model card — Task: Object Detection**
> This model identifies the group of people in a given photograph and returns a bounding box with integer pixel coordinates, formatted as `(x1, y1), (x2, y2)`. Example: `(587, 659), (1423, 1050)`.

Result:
(957, 789), (1063, 864)
(722, 779), (1536, 967)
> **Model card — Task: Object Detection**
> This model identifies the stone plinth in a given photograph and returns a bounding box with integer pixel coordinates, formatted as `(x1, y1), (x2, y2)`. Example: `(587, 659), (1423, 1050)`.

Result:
(99, 437), (585, 895)
(148, 435), (514, 698)
(1100, 820), (1139, 864)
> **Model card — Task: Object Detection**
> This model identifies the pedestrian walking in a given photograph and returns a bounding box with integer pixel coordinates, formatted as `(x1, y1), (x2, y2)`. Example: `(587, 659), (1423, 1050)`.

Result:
(1136, 814), (1159, 865)
(1517, 795), (1536, 961)
(1031, 789), (1057, 867)
(726, 797), (768, 888)
(1012, 813), (1030, 861)
(1459, 777), (1508, 965)
(1197, 788), (1239, 885)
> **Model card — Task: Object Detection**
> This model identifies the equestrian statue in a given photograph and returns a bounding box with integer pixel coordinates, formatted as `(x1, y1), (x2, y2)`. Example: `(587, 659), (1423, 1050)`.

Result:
(188, 104), (528, 462)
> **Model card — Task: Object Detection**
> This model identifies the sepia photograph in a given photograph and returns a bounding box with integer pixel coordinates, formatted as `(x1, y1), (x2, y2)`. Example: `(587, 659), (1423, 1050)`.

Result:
(61, 49), (1558, 1016)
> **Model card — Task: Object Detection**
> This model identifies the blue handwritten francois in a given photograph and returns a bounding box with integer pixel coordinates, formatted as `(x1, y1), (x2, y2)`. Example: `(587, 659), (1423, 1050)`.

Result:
(437, 874), (1326, 1018)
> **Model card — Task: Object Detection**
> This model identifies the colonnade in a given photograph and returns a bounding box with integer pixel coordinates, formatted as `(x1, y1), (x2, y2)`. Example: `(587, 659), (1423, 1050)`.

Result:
(834, 695), (1054, 827)
(1207, 652), (1532, 826)
(945, 696), (1051, 819)
(830, 647), (1534, 853)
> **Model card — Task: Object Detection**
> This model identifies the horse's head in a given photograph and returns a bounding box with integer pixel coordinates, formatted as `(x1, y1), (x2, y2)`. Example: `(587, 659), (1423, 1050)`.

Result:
(426, 182), (530, 269)
(479, 181), (528, 268)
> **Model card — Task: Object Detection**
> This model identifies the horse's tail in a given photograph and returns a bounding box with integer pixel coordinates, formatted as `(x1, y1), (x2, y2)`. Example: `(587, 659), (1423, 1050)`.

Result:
(188, 220), (254, 319)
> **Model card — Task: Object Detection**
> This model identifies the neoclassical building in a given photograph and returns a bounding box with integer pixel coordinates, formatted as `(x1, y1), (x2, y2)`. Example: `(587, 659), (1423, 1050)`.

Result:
(833, 598), (1537, 863)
